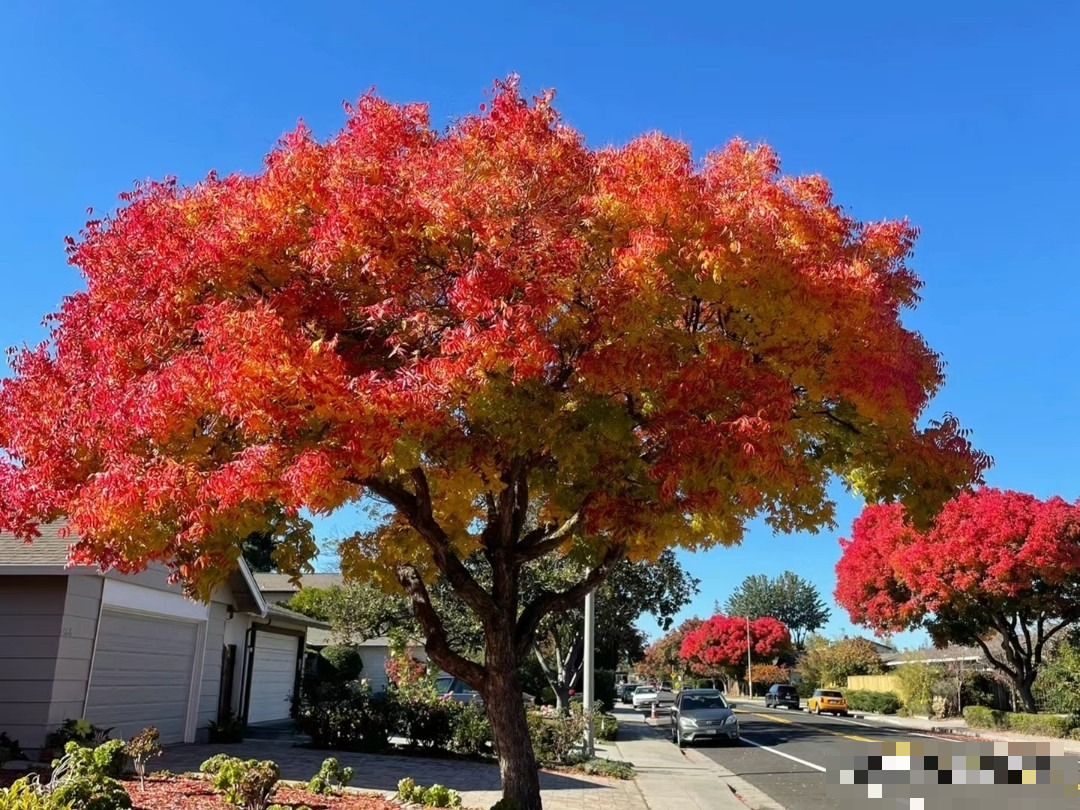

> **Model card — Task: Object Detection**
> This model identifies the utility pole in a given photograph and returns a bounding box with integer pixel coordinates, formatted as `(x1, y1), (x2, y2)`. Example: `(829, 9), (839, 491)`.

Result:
(583, 585), (596, 756)
(746, 615), (753, 699)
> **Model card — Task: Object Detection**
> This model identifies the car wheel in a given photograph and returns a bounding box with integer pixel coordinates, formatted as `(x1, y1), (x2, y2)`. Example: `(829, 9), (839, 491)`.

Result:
(815, 705), (822, 715)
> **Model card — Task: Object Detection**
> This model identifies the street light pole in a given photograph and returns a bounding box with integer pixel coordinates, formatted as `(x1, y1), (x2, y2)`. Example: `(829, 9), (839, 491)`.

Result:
(583, 585), (596, 757)
(746, 615), (753, 699)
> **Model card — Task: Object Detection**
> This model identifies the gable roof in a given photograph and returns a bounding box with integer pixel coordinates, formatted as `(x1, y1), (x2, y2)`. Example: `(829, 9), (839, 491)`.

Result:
(0, 522), (89, 569)
(882, 644), (986, 666)
(253, 572), (345, 593)
(0, 521), (267, 616)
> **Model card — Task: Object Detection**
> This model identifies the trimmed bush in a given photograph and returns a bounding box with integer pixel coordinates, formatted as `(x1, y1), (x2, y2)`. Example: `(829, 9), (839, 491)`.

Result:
(318, 646), (363, 682)
(596, 715), (618, 741)
(963, 706), (1076, 738)
(395, 696), (457, 750)
(295, 683), (391, 752)
(844, 690), (902, 715)
(595, 670), (617, 712)
(963, 706), (1007, 730)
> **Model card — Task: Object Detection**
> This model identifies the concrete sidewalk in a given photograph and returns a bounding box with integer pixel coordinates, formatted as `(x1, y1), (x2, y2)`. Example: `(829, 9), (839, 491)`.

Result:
(736, 695), (1080, 755)
(155, 707), (755, 809)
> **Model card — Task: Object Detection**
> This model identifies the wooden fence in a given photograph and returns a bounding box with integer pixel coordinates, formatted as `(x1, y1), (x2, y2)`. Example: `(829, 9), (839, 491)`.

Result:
(845, 674), (900, 693)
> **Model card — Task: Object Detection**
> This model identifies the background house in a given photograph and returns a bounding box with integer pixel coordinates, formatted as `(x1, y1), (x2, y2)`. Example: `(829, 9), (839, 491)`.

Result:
(0, 524), (326, 751)
(254, 572), (429, 694)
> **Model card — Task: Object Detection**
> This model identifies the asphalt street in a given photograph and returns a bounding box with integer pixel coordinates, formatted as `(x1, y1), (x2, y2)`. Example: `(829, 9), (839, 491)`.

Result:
(655, 703), (948, 810)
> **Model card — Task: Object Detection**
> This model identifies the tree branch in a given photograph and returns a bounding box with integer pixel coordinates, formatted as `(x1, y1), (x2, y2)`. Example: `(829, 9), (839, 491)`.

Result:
(513, 544), (625, 661)
(395, 563), (487, 690)
(973, 635), (1017, 681)
(363, 474), (495, 618)
(517, 499), (591, 564)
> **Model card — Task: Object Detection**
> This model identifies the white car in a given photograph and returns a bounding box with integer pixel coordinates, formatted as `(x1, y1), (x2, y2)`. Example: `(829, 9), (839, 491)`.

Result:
(631, 684), (676, 709)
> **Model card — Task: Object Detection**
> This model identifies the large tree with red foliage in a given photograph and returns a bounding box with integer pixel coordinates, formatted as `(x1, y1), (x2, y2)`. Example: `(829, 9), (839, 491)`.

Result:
(835, 488), (1080, 711)
(0, 78), (987, 809)
(638, 618), (702, 683)
(680, 614), (791, 691)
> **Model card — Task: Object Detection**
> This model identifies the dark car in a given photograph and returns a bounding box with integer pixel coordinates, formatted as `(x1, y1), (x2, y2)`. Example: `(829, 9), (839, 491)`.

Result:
(618, 683), (637, 704)
(764, 683), (800, 709)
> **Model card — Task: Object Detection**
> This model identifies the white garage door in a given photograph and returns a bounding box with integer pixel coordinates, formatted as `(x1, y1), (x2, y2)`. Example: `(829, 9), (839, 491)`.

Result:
(247, 631), (299, 723)
(86, 610), (198, 743)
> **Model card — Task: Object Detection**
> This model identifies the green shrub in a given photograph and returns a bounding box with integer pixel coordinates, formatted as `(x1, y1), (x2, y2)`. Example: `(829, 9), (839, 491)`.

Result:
(963, 706), (1007, 730)
(207, 711), (246, 744)
(527, 707), (588, 764)
(1004, 712), (1075, 738)
(43, 720), (113, 759)
(306, 757), (353, 795)
(295, 684), (391, 752)
(200, 756), (280, 810)
(395, 696), (457, 749)
(844, 690), (902, 715)
(0, 733), (25, 766)
(595, 670), (617, 712)
(794, 681), (817, 699)
(450, 702), (492, 756)
(596, 715), (618, 741)
(0, 779), (73, 810)
(895, 663), (939, 716)
(319, 646), (363, 682)
(563, 752), (635, 779)
(1068, 727), (1080, 740)
(49, 742), (131, 810)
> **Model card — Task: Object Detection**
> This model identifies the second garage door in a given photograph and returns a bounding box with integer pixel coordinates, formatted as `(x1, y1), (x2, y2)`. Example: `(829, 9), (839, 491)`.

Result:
(85, 610), (198, 743)
(247, 630), (299, 723)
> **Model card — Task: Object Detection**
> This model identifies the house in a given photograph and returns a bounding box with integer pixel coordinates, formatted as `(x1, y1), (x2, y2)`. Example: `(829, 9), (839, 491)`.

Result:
(881, 644), (989, 669)
(253, 572), (429, 694)
(0, 524), (328, 751)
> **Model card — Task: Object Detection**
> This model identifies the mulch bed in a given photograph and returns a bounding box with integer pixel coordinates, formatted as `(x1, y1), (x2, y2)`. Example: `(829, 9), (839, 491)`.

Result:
(129, 778), (404, 810)
(0, 773), (403, 810)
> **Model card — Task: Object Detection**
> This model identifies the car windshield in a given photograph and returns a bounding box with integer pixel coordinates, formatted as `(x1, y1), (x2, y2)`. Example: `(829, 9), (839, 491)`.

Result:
(435, 676), (454, 692)
(682, 695), (727, 710)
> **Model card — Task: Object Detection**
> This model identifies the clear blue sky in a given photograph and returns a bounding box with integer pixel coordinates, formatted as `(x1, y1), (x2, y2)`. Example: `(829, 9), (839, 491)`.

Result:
(3, 1), (1079, 651)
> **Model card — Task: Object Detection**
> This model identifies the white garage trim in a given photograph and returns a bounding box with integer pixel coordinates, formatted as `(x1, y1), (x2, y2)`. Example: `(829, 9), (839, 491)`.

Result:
(101, 578), (211, 621)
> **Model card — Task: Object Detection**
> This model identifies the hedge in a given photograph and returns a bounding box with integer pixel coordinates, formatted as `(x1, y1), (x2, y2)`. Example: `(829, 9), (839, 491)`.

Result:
(963, 706), (1077, 738)
(844, 690), (902, 715)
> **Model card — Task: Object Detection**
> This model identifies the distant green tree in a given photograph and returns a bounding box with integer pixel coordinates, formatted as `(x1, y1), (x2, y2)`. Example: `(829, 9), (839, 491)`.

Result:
(1034, 629), (1080, 714)
(723, 571), (830, 647)
(241, 531), (278, 573)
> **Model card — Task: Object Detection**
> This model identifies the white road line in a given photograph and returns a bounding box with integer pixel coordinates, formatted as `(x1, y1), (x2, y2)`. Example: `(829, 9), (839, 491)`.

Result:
(739, 733), (827, 772)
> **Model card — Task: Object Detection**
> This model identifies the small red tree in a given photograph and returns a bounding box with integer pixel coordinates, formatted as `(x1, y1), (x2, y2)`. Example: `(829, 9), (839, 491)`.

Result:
(680, 614), (791, 691)
(835, 488), (1080, 712)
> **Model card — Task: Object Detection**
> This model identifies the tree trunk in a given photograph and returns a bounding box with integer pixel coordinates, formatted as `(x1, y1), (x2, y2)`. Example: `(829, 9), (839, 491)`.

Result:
(484, 645), (542, 810)
(1015, 676), (1038, 713)
(553, 684), (572, 714)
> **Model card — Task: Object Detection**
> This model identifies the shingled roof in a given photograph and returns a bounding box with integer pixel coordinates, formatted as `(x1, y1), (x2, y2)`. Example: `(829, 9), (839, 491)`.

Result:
(0, 522), (84, 568)
(253, 572), (345, 592)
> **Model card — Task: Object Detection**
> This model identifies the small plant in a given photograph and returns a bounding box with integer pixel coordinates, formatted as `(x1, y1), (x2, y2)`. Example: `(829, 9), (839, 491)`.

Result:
(207, 711), (246, 744)
(147, 770), (174, 780)
(0, 778), (73, 810)
(47, 742), (132, 810)
(200, 756), (280, 810)
(306, 757), (353, 795)
(395, 779), (461, 808)
(0, 733), (25, 766)
(43, 720), (113, 759)
(123, 727), (162, 787)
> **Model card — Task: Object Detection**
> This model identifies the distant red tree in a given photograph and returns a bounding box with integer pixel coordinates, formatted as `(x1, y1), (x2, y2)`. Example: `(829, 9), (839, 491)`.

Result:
(680, 614), (791, 690)
(638, 618), (702, 682)
(835, 488), (1080, 712)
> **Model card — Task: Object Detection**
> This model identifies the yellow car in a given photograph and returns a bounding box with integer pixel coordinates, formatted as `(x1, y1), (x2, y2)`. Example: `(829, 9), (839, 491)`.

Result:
(807, 689), (848, 716)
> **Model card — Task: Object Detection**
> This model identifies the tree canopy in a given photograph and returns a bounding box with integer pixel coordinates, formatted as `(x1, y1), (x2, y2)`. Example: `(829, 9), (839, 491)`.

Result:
(680, 614), (791, 691)
(0, 78), (987, 810)
(834, 487), (1080, 711)
(723, 571), (830, 647)
(795, 635), (884, 687)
